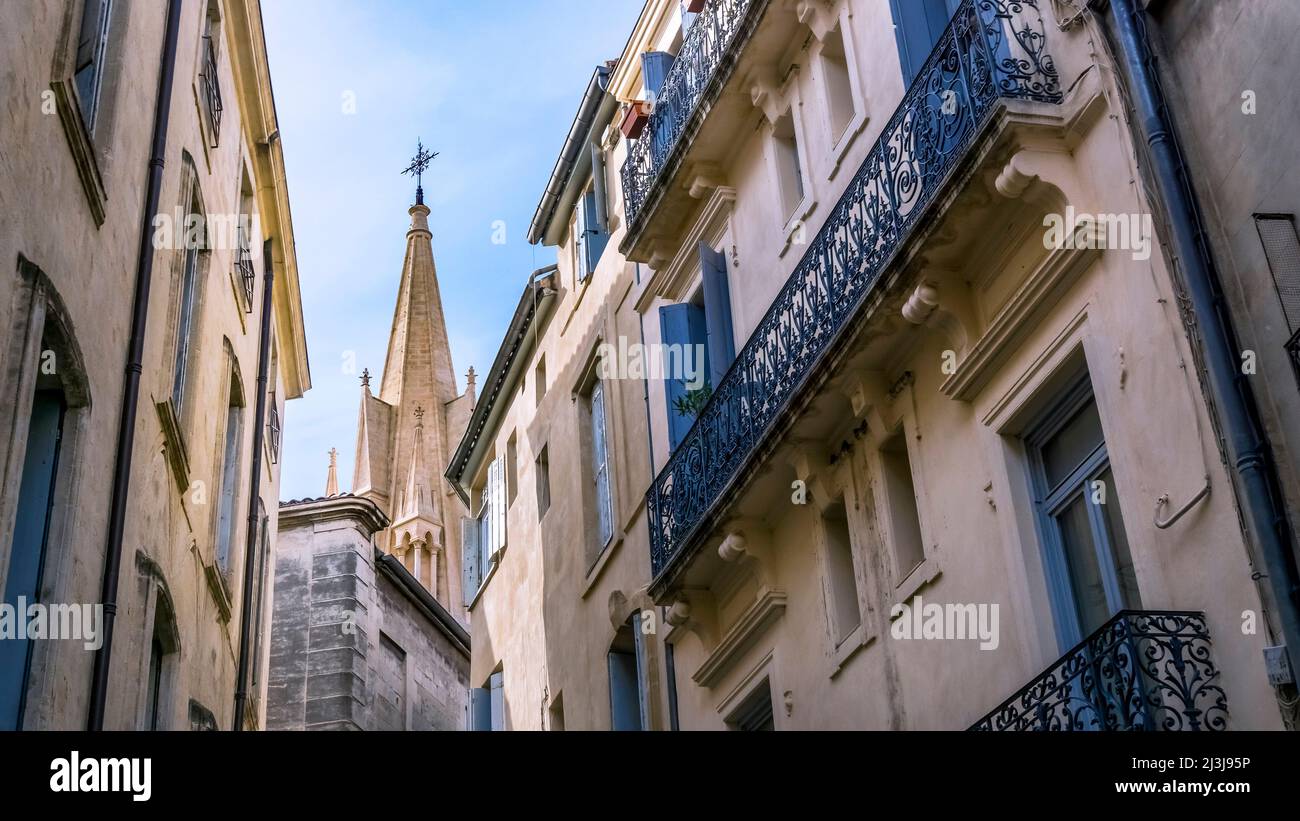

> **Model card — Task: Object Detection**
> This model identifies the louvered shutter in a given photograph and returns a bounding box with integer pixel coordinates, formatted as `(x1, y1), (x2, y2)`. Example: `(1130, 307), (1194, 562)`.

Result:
(492, 455), (507, 556)
(591, 380), (613, 546)
(700, 242), (736, 387)
(461, 515), (481, 605)
(580, 189), (607, 279)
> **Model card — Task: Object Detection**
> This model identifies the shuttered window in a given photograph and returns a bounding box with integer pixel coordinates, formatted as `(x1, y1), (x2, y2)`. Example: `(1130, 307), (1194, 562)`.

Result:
(590, 380), (613, 548)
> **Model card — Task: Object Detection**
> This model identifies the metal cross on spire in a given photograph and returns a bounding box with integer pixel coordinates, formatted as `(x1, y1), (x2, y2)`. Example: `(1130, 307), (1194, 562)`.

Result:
(402, 139), (438, 205)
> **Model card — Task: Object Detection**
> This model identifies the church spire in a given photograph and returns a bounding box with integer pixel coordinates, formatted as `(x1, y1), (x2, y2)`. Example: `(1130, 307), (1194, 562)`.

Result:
(325, 447), (339, 496)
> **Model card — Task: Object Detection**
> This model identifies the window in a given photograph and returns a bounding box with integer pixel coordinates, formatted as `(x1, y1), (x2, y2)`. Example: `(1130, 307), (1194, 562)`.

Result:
(581, 377), (614, 560)
(534, 356), (547, 407)
(536, 445), (551, 518)
(888, 0), (961, 85)
(1, 263), (90, 732)
(73, 0), (113, 130)
(0, 386), (67, 730)
(773, 110), (805, 220)
(880, 427), (925, 580)
(248, 503), (270, 697)
(821, 23), (857, 142)
(607, 614), (648, 731)
(821, 498), (861, 645)
(659, 298), (709, 449)
(471, 670), (505, 731)
(172, 163), (206, 416)
(199, 3), (223, 147)
(461, 453), (505, 605)
(214, 362), (245, 573)
(1026, 380), (1139, 646)
(1256, 214), (1300, 332)
(234, 171), (255, 311)
(142, 594), (176, 731)
(145, 637), (165, 731)
(726, 679), (775, 731)
(189, 699), (218, 731)
(576, 184), (610, 281)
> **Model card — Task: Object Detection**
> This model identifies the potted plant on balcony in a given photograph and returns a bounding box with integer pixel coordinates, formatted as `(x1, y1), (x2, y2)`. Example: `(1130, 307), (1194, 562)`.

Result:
(620, 100), (650, 140)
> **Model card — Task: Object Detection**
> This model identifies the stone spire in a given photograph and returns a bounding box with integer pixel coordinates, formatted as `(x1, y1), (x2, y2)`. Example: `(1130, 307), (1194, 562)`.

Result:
(349, 182), (472, 616)
(325, 448), (339, 496)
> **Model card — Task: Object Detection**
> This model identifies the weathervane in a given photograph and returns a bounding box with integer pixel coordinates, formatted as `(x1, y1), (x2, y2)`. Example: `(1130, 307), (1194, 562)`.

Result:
(402, 139), (438, 205)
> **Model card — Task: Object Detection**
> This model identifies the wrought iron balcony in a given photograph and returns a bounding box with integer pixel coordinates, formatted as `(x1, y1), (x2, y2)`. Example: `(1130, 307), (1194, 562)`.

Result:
(971, 611), (1228, 731)
(646, 0), (1061, 582)
(621, 0), (757, 226)
(200, 35), (223, 148)
(235, 227), (255, 312)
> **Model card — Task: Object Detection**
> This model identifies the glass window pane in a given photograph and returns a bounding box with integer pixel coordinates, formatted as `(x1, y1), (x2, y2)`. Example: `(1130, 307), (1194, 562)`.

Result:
(1056, 494), (1110, 637)
(1042, 399), (1103, 491)
(1096, 467), (1140, 609)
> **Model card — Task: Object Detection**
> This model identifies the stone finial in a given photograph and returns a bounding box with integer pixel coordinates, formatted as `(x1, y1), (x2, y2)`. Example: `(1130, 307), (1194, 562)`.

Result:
(360, 368), (372, 389)
(465, 366), (477, 406)
(325, 447), (339, 496)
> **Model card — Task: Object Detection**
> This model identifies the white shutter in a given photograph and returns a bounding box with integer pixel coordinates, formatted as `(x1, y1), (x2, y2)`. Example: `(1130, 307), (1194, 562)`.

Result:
(461, 516), (481, 606)
(492, 455), (507, 556)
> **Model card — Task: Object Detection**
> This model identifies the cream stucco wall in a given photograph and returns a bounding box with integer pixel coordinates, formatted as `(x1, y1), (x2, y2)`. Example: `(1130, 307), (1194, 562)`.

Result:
(0, 0), (307, 730)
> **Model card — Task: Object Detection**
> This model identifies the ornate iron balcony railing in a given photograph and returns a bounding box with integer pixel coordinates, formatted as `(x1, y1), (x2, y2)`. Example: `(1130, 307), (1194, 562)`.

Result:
(200, 36), (223, 148)
(235, 227), (255, 312)
(646, 0), (1061, 581)
(620, 0), (756, 226)
(971, 611), (1228, 731)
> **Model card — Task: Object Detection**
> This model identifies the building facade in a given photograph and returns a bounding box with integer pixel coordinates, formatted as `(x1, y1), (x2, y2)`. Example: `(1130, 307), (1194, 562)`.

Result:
(265, 192), (475, 730)
(0, 0), (309, 730)
(453, 0), (1297, 730)
(267, 491), (470, 731)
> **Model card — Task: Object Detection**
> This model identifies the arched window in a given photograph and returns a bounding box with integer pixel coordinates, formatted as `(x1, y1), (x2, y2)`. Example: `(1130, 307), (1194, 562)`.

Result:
(0, 258), (92, 730)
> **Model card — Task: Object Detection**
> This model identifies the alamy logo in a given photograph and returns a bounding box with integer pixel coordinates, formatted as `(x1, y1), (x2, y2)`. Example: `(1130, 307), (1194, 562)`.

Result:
(50, 752), (151, 802)
(1042, 205), (1153, 261)
(596, 336), (706, 390)
(890, 596), (999, 650)
(0, 598), (102, 650)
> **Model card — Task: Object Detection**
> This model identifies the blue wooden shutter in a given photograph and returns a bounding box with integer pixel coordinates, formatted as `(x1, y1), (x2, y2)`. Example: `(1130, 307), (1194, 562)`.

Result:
(591, 380), (613, 546)
(641, 51), (677, 159)
(469, 687), (491, 731)
(641, 51), (675, 96)
(888, 0), (957, 85)
(607, 650), (642, 730)
(489, 671), (505, 731)
(700, 242), (736, 387)
(580, 189), (608, 279)
(659, 303), (710, 450)
(0, 390), (65, 730)
(461, 515), (481, 605)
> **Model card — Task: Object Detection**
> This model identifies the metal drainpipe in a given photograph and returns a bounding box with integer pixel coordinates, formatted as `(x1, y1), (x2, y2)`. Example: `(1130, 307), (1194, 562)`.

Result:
(87, 0), (185, 731)
(1105, 0), (1300, 673)
(233, 237), (276, 730)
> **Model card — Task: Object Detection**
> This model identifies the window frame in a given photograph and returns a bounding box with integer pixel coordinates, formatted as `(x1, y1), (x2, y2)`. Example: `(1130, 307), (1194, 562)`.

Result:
(1024, 377), (1138, 649)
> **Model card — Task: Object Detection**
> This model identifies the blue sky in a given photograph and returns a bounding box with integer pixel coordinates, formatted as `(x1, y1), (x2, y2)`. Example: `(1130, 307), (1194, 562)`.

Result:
(262, 0), (644, 500)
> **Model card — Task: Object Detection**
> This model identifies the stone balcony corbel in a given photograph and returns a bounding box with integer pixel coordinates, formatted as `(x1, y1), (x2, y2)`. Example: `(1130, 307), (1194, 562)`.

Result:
(664, 588), (720, 648)
(685, 162), (727, 199)
(786, 437), (835, 511)
(714, 517), (778, 594)
(792, 0), (836, 42)
(743, 65), (786, 127)
(899, 279), (972, 357)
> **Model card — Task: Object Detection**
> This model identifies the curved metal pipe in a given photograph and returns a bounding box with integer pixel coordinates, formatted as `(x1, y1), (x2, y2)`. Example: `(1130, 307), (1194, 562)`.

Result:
(1154, 476), (1210, 530)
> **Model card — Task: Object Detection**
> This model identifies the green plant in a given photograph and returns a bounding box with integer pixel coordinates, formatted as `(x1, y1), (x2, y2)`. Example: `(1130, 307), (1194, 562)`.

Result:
(672, 381), (712, 417)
